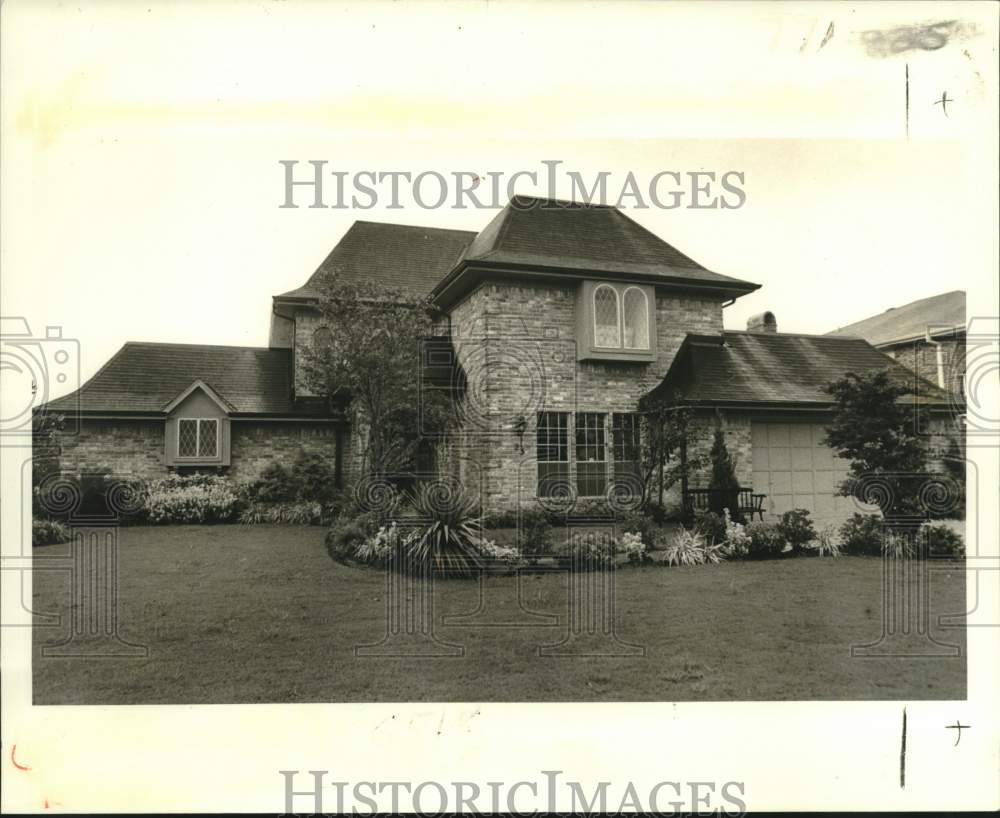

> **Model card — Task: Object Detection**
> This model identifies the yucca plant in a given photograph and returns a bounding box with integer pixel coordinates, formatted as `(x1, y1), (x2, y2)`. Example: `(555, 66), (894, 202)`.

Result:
(405, 483), (485, 576)
(814, 525), (842, 557)
(664, 529), (708, 566)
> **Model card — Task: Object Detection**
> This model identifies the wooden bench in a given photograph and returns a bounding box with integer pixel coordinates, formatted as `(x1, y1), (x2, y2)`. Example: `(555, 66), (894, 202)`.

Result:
(682, 488), (766, 523)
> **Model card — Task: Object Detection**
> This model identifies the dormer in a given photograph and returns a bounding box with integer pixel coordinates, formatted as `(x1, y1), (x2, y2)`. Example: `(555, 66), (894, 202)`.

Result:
(575, 280), (656, 362)
(163, 380), (232, 467)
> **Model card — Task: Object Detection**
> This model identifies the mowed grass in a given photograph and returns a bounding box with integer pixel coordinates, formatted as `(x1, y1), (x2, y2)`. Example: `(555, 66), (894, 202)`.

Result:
(32, 525), (966, 704)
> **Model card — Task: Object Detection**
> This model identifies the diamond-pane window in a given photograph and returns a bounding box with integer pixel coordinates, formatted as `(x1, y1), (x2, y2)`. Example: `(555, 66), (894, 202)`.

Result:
(593, 285), (620, 348)
(177, 420), (198, 457)
(623, 287), (649, 349)
(198, 419), (218, 457)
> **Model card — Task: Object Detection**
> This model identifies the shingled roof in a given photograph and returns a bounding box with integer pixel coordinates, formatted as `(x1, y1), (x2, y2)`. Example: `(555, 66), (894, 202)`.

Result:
(645, 331), (956, 408)
(432, 195), (760, 306)
(41, 343), (333, 416)
(276, 221), (477, 301)
(825, 290), (966, 347)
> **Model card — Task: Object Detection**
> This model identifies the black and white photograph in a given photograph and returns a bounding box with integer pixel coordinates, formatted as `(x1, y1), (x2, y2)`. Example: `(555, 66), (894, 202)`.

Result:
(2, 0), (997, 814)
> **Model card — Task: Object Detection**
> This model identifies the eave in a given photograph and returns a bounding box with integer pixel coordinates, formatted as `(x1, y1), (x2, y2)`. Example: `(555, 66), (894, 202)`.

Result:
(430, 260), (761, 311)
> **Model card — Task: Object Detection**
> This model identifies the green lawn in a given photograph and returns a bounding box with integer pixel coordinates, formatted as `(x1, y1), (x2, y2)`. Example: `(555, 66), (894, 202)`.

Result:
(32, 525), (966, 703)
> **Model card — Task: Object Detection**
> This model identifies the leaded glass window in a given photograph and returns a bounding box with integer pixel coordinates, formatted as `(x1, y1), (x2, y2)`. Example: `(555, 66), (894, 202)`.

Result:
(623, 287), (649, 349)
(177, 418), (218, 459)
(593, 285), (620, 348)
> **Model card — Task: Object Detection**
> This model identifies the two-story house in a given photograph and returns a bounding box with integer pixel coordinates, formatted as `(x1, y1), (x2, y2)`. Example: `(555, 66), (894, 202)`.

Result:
(40, 196), (960, 524)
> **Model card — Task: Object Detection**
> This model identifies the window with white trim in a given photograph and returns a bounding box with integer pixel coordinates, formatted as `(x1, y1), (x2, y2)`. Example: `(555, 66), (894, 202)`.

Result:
(575, 412), (608, 496)
(177, 418), (219, 458)
(622, 287), (649, 349)
(593, 285), (621, 348)
(536, 412), (570, 498)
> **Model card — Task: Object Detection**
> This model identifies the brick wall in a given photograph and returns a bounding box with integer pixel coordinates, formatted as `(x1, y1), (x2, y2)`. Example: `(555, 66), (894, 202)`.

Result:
(53, 418), (342, 483)
(882, 336), (965, 397)
(55, 419), (166, 478)
(445, 279), (726, 513)
(228, 421), (341, 481)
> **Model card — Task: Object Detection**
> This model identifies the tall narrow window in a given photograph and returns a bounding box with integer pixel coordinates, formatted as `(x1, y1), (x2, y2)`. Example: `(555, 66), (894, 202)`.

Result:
(575, 412), (607, 496)
(593, 285), (620, 348)
(612, 413), (641, 492)
(177, 418), (218, 459)
(622, 287), (649, 349)
(536, 412), (570, 498)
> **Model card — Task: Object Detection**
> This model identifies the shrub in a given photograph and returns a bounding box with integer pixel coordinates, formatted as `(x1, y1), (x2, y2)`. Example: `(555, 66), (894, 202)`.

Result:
(563, 532), (616, 569)
(404, 483), (484, 575)
(883, 529), (914, 559)
(692, 510), (727, 545)
(664, 529), (710, 566)
(354, 522), (421, 565)
(811, 524), (842, 557)
(839, 513), (884, 557)
(924, 522), (964, 559)
(326, 516), (374, 563)
(618, 510), (659, 552)
(745, 521), (786, 559)
(778, 508), (817, 554)
(518, 508), (554, 561)
(721, 509), (751, 559)
(708, 427), (740, 514)
(144, 475), (241, 524)
(249, 451), (340, 505)
(478, 539), (523, 567)
(32, 518), (71, 547)
(619, 531), (650, 565)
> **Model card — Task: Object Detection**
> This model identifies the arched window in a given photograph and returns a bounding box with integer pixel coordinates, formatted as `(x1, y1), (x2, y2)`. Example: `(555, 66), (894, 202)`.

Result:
(593, 285), (620, 348)
(622, 287), (649, 349)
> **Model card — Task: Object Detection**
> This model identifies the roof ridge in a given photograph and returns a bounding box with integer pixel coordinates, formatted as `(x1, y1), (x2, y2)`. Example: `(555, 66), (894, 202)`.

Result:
(350, 219), (479, 236)
(726, 330), (872, 342)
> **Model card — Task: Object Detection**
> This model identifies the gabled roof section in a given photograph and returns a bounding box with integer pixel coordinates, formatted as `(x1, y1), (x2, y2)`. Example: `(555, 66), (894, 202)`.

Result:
(645, 331), (956, 408)
(276, 221), (477, 302)
(825, 290), (966, 347)
(40, 343), (328, 416)
(432, 195), (760, 306)
(162, 379), (236, 414)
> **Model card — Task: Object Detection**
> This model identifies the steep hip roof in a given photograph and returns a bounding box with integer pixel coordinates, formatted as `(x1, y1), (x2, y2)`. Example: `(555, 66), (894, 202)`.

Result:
(645, 331), (957, 408)
(277, 197), (760, 308)
(825, 290), (966, 347)
(275, 221), (477, 302)
(39, 343), (337, 417)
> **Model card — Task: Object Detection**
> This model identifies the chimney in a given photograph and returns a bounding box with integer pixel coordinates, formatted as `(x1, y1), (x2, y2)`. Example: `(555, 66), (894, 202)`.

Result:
(747, 311), (777, 333)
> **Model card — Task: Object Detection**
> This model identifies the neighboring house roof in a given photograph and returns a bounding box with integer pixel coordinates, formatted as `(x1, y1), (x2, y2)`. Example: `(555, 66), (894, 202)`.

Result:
(824, 290), (966, 347)
(432, 195), (760, 306)
(40, 342), (338, 417)
(645, 331), (957, 408)
(275, 221), (477, 302)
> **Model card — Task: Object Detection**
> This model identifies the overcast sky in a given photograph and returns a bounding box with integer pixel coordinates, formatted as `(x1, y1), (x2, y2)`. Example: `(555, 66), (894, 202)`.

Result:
(3, 1), (997, 400)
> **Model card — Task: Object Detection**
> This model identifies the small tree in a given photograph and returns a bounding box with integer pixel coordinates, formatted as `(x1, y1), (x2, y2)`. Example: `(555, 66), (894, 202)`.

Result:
(823, 369), (928, 522)
(302, 272), (451, 487)
(707, 426), (740, 515)
(636, 395), (704, 512)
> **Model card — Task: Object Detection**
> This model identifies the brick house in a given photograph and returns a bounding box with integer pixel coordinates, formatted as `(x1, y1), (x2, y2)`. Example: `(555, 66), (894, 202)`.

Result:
(39, 196), (960, 524)
(824, 290), (966, 397)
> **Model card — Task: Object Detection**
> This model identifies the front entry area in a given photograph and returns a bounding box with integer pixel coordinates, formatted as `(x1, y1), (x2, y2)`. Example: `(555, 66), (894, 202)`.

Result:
(750, 421), (866, 525)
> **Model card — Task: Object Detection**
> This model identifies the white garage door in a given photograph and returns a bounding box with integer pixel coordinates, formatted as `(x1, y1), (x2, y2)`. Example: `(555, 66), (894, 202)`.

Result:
(750, 422), (863, 524)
